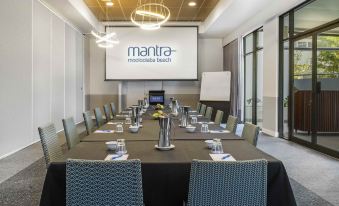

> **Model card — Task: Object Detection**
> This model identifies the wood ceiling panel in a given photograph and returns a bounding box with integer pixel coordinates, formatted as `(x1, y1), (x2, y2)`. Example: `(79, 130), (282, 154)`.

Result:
(83, 0), (219, 22)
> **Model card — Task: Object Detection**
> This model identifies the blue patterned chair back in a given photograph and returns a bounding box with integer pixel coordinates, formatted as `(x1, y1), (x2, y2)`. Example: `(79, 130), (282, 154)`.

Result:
(38, 123), (64, 167)
(110, 102), (116, 117)
(199, 104), (207, 115)
(94, 107), (105, 127)
(226, 115), (238, 133)
(205, 107), (213, 120)
(214, 110), (224, 124)
(187, 159), (267, 206)
(242, 122), (260, 146)
(103, 104), (112, 121)
(196, 102), (201, 112)
(83, 111), (95, 135)
(66, 159), (144, 206)
(62, 117), (80, 150)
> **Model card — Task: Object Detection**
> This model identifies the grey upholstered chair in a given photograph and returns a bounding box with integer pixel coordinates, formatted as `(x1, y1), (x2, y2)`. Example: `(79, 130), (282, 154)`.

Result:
(110, 102), (116, 117)
(66, 159), (144, 206)
(83, 111), (95, 135)
(214, 110), (224, 124)
(38, 123), (64, 167)
(199, 104), (207, 115)
(196, 102), (201, 113)
(94, 107), (105, 127)
(187, 159), (267, 206)
(226, 115), (238, 133)
(62, 117), (80, 150)
(242, 122), (260, 146)
(103, 104), (112, 121)
(204, 107), (213, 120)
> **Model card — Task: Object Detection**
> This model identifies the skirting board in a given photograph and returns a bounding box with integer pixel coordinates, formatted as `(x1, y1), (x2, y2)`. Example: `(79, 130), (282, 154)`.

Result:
(0, 121), (84, 160)
(262, 128), (279, 137)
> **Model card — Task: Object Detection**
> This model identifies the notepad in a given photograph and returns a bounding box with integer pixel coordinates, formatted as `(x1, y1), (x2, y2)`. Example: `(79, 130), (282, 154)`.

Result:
(94, 130), (114, 133)
(104, 154), (129, 161)
(209, 130), (230, 134)
(107, 122), (123, 125)
(209, 154), (236, 161)
(198, 122), (215, 124)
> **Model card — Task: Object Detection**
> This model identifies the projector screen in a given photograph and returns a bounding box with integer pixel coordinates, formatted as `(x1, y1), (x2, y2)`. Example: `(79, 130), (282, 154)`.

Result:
(106, 27), (198, 80)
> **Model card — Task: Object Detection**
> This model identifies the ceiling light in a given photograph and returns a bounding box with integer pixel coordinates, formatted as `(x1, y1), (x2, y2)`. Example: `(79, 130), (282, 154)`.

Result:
(131, 3), (170, 31)
(91, 30), (119, 49)
(106, 2), (114, 7)
(188, 1), (196, 7)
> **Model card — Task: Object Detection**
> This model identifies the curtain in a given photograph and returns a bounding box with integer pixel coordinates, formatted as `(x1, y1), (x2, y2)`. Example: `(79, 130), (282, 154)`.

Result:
(223, 39), (240, 118)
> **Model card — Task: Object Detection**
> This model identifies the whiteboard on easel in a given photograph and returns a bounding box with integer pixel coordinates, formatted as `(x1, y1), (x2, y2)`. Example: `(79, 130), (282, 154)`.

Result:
(200, 71), (231, 101)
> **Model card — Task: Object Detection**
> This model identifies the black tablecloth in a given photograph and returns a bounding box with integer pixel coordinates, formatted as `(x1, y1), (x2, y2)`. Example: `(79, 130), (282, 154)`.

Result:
(81, 119), (242, 142)
(40, 140), (296, 206)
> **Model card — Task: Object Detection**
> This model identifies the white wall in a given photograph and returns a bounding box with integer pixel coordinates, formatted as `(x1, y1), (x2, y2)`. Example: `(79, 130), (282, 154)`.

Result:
(87, 37), (223, 107)
(0, 0), (85, 158)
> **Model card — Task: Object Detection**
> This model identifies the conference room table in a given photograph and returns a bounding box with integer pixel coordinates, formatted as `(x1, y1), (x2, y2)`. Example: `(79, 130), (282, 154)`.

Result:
(39, 112), (296, 206)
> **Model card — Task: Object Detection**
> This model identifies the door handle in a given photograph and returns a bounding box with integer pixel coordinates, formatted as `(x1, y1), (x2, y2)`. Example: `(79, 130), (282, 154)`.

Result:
(316, 82), (321, 93)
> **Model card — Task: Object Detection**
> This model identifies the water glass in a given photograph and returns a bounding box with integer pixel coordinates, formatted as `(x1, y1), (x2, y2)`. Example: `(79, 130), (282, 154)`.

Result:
(125, 117), (132, 124)
(116, 124), (124, 133)
(116, 141), (127, 155)
(211, 139), (224, 154)
(201, 123), (209, 133)
(191, 116), (197, 124)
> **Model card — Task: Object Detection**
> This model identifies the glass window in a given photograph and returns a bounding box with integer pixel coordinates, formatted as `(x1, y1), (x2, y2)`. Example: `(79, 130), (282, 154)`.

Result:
(244, 54), (253, 123)
(294, 0), (339, 35)
(245, 34), (253, 53)
(257, 29), (264, 48)
(294, 36), (313, 79)
(283, 15), (289, 39)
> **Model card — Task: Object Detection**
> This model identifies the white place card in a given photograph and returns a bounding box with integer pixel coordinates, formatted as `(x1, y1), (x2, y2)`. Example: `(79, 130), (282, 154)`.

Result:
(209, 130), (230, 134)
(104, 154), (129, 161)
(209, 154), (236, 161)
(94, 130), (115, 134)
(198, 122), (215, 124)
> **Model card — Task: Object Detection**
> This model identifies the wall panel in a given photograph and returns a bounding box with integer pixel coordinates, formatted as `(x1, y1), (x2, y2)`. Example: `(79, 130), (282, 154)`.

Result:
(33, 1), (52, 139)
(0, 0), (33, 158)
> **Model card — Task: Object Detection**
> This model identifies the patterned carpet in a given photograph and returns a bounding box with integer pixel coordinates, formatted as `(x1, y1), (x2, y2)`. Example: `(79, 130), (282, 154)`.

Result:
(0, 158), (334, 206)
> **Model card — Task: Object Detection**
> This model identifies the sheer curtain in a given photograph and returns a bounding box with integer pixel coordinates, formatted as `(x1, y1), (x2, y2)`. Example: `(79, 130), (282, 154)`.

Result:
(223, 39), (240, 119)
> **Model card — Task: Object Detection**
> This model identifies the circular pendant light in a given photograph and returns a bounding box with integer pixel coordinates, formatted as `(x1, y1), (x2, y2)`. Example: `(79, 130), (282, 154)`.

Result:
(131, 1), (170, 30)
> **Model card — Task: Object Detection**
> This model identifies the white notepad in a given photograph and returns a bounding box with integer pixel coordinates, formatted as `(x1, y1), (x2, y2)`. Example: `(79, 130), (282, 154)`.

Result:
(209, 130), (230, 134)
(209, 154), (236, 161)
(104, 154), (129, 161)
(94, 130), (114, 134)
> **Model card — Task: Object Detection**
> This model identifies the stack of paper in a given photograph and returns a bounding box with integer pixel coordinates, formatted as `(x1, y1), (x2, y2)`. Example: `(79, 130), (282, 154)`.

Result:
(104, 154), (129, 161)
(209, 154), (236, 161)
(94, 130), (114, 133)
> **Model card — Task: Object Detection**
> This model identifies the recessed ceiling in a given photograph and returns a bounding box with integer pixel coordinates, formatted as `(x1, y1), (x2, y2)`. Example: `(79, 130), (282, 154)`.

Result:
(83, 0), (220, 22)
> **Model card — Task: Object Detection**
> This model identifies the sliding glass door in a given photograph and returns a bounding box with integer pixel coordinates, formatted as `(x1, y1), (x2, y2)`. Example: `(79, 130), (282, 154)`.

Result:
(279, 0), (339, 157)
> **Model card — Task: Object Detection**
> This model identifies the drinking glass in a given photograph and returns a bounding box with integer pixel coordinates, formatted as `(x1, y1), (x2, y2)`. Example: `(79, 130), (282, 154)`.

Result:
(191, 116), (197, 124)
(116, 142), (127, 155)
(211, 139), (224, 154)
(125, 117), (132, 124)
(116, 124), (124, 133)
(201, 123), (209, 133)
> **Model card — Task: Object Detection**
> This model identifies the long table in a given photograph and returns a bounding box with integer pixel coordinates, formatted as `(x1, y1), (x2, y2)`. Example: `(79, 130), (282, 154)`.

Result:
(81, 119), (243, 142)
(40, 139), (296, 206)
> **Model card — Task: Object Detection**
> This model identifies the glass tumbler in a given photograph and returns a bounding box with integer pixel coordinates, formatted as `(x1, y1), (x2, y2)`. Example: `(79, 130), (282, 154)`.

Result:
(116, 142), (127, 155)
(191, 116), (197, 124)
(116, 124), (124, 133)
(201, 123), (209, 133)
(211, 139), (224, 154)
(125, 117), (132, 124)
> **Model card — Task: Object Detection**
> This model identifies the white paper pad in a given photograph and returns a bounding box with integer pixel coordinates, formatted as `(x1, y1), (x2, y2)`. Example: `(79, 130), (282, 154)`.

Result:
(209, 154), (236, 161)
(189, 110), (197, 113)
(104, 154), (129, 161)
(209, 130), (230, 134)
(107, 122), (123, 125)
(94, 130), (115, 134)
(190, 114), (203, 117)
(198, 122), (215, 124)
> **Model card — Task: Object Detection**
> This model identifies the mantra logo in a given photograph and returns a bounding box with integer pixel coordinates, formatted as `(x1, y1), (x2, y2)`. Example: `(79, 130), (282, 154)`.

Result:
(127, 45), (176, 63)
